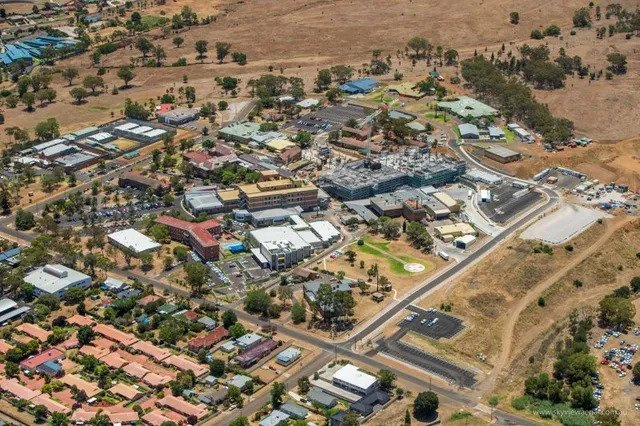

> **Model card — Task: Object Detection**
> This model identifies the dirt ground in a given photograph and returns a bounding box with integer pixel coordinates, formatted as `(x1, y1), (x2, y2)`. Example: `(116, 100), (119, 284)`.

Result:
(3, 0), (640, 148)
(495, 138), (640, 188)
(415, 217), (620, 376)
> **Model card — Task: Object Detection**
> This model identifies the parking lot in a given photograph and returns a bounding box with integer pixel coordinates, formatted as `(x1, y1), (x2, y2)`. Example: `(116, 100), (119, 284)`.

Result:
(214, 256), (270, 294)
(478, 183), (542, 223)
(378, 333), (477, 388)
(401, 305), (465, 340)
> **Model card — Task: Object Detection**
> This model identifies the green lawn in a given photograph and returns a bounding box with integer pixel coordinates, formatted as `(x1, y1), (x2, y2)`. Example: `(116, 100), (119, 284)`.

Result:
(362, 235), (390, 251)
(141, 15), (170, 29)
(503, 127), (516, 143)
(425, 112), (449, 123)
(356, 237), (433, 276)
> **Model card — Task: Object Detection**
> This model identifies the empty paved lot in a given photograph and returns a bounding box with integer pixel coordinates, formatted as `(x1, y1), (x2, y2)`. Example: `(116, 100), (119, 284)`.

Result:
(521, 203), (609, 244)
(379, 334), (477, 388)
(401, 305), (465, 340)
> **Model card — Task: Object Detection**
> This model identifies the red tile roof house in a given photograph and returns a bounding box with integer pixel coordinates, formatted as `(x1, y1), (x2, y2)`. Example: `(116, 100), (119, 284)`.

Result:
(0, 340), (13, 354)
(109, 383), (144, 401)
(60, 374), (101, 399)
(157, 395), (209, 421)
(142, 372), (172, 389)
(156, 216), (221, 261)
(100, 351), (128, 369)
(187, 327), (229, 352)
(20, 348), (65, 371)
(93, 323), (139, 347)
(137, 294), (163, 307)
(130, 340), (171, 362)
(16, 323), (51, 343)
(142, 409), (173, 426)
(123, 362), (150, 379)
(107, 410), (139, 425)
(164, 355), (209, 377)
(0, 378), (41, 400)
(67, 314), (95, 327)
(31, 393), (71, 414)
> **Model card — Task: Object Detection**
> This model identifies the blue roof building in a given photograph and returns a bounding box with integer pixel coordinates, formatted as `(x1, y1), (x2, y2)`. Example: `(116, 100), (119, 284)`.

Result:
(339, 78), (378, 94)
(36, 360), (63, 377)
(276, 347), (301, 366)
(0, 36), (79, 66)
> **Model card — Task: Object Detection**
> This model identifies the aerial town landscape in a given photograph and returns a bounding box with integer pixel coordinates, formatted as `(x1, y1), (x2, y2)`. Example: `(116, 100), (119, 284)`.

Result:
(0, 1), (637, 425)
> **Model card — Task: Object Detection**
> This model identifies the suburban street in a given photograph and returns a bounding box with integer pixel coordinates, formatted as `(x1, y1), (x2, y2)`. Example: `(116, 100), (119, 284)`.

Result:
(0, 134), (558, 426)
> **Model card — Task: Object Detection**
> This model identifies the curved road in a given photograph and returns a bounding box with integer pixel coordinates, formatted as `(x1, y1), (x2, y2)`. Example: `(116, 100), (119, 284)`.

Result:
(0, 138), (559, 425)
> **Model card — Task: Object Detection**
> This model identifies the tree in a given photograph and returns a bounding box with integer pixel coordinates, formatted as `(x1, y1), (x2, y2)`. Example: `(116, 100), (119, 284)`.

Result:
(345, 250), (357, 263)
(405, 408), (412, 425)
(631, 276), (640, 293)
(36, 88), (56, 105)
(117, 66), (136, 88)
(195, 40), (208, 62)
(244, 288), (272, 316)
(510, 11), (519, 24)
(407, 36), (429, 58)
(210, 358), (225, 377)
(77, 325), (94, 345)
(135, 37), (154, 58)
(573, 7), (592, 28)
(444, 49), (459, 65)
(271, 382), (286, 408)
(228, 322), (246, 339)
(229, 416), (249, 426)
(21, 92), (35, 111)
(633, 361), (640, 382)
(414, 391), (439, 418)
(595, 408), (621, 426)
(148, 224), (170, 243)
(50, 411), (69, 426)
(123, 98), (149, 120)
(342, 412), (360, 426)
(378, 369), (396, 391)
(222, 309), (237, 328)
(215, 41), (231, 63)
(70, 87), (89, 104)
(315, 69), (332, 91)
(64, 286), (85, 304)
(61, 68), (79, 86)
(15, 209), (35, 230)
(33, 404), (48, 421)
(232, 51), (247, 65)
(607, 53), (627, 75)
(173, 36), (184, 48)
(326, 87), (341, 102)
(292, 301), (306, 324)
(154, 45), (167, 66)
(5, 361), (19, 378)
(380, 218), (401, 239)
(599, 295), (635, 330)
(83, 75), (105, 94)
(183, 262), (211, 294)
(297, 376), (310, 394)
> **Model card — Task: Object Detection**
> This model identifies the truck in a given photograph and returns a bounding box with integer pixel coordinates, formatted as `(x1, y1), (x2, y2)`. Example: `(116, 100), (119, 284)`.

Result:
(438, 251), (450, 261)
(467, 190), (473, 199)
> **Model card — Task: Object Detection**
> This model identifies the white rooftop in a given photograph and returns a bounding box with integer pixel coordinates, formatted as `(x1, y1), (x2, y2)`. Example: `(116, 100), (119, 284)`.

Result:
(309, 221), (340, 242)
(114, 122), (139, 131)
(129, 125), (153, 135)
(143, 128), (167, 138)
(108, 228), (161, 254)
(89, 132), (113, 142)
(332, 364), (377, 390)
(251, 226), (310, 251)
(24, 264), (90, 295)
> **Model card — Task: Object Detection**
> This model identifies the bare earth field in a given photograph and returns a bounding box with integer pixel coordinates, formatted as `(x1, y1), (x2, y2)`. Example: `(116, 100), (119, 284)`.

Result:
(3, 0), (640, 147)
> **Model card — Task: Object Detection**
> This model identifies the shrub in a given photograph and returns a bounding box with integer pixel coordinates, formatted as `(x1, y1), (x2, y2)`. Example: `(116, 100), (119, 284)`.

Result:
(531, 29), (544, 40)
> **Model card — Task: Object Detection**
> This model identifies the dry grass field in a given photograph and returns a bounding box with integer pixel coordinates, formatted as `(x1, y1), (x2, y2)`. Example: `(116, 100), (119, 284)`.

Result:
(2, 0), (640, 148)
(414, 216), (640, 421)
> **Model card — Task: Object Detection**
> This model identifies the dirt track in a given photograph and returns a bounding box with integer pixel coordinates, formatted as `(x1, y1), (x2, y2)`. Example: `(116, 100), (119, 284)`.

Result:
(482, 215), (636, 394)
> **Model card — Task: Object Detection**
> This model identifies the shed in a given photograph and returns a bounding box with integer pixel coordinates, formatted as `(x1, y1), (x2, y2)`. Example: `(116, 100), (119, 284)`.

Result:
(280, 402), (308, 419)
(457, 123), (479, 139)
(454, 235), (476, 249)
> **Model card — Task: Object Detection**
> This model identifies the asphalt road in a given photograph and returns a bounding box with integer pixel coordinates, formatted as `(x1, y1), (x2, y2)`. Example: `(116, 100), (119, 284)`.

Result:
(0, 132), (555, 425)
